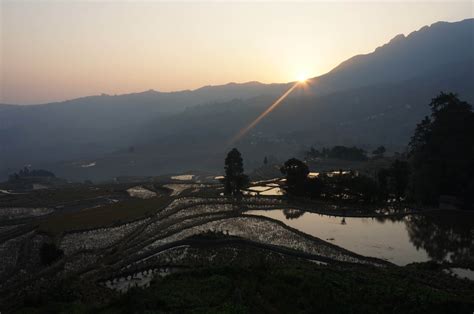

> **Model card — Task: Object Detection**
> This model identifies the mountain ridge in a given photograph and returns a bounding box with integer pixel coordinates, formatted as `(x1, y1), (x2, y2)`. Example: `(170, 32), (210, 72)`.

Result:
(2, 19), (471, 108)
(1, 18), (472, 181)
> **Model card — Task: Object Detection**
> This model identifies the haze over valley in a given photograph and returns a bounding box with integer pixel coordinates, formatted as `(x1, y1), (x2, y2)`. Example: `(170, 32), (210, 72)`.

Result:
(1, 18), (473, 181)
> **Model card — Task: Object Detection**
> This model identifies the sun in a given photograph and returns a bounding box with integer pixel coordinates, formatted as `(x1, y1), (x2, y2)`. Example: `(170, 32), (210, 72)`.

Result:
(296, 73), (308, 83)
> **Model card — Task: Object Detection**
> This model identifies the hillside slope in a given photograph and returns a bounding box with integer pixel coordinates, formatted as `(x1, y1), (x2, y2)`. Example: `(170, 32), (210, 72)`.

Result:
(1, 19), (472, 180)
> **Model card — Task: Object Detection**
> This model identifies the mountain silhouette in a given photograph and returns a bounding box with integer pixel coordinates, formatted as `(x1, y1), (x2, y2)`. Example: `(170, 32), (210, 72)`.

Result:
(1, 19), (472, 180)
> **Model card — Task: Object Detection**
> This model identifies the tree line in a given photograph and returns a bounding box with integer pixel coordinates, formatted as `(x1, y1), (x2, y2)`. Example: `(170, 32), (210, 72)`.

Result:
(305, 146), (369, 161)
(8, 167), (56, 182)
(223, 92), (473, 209)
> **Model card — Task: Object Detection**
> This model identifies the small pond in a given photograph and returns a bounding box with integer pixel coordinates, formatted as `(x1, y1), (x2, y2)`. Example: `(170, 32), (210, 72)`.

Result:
(243, 183), (284, 196)
(246, 209), (474, 266)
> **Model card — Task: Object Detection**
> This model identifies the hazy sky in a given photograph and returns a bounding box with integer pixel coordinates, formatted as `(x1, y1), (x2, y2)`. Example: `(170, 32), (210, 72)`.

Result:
(1, 1), (472, 104)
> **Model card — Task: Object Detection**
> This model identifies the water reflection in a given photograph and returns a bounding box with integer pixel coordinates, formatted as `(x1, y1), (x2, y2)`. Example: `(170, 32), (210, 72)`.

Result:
(243, 185), (284, 196)
(405, 213), (474, 264)
(246, 209), (474, 265)
(283, 209), (305, 220)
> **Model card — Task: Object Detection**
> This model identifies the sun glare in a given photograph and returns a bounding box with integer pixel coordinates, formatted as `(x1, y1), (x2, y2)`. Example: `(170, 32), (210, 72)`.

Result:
(228, 81), (300, 146)
(296, 72), (308, 83)
(298, 76), (307, 83)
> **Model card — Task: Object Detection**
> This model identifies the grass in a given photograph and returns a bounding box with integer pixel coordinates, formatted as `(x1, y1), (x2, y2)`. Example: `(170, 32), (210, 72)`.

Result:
(37, 196), (171, 235)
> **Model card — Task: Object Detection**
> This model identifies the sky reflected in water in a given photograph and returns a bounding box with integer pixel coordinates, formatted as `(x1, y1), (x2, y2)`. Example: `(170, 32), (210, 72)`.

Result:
(247, 209), (473, 266)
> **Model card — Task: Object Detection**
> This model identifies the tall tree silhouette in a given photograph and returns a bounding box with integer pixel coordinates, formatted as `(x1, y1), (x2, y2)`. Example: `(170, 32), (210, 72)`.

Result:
(280, 158), (309, 196)
(409, 92), (474, 207)
(224, 148), (249, 196)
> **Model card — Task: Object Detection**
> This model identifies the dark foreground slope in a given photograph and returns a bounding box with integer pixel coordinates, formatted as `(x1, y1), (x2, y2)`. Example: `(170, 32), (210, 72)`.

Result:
(15, 252), (474, 314)
(1, 181), (473, 313)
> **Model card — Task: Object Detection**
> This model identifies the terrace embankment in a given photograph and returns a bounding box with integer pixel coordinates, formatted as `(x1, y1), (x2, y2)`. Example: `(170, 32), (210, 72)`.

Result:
(0, 183), (471, 312)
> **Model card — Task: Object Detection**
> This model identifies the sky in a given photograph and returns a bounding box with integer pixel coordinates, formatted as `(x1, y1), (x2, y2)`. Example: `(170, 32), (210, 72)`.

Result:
(0, 1), (472, 104)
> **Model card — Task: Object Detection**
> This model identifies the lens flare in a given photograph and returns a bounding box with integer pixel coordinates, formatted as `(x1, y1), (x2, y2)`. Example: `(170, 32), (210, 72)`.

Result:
(297, 75), (307, 83)
(228, 81), (301, 146)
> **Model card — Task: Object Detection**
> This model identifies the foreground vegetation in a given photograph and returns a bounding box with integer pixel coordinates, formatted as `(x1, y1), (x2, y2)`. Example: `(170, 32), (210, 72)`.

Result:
(16, 261), (474, 314)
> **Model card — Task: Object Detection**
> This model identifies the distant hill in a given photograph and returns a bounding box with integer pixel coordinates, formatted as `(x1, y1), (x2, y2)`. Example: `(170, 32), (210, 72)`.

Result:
(1, 19), (473, 181)
(309, 19), (474, 94)
(0, 81), (288, 177)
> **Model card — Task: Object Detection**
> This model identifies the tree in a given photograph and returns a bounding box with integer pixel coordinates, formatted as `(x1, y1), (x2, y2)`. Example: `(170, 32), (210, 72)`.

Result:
(8, 168), (55, 182)
(377, 168), (390, 198)
(336, 173), (380, 203)
(408, 92), (474, 208)
(372, 146), (386, 159)
(377, 160), (410, 200)
(389, 160), (410, 199)
(328, 146), (368, 161)
(306, 176), (324, 198)
(224, 148), (249, 196)
(305, 147), (320, 159)
(280, 158), (309, 196)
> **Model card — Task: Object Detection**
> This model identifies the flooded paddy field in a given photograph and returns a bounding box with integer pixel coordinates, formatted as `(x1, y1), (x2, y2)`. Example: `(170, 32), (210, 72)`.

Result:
(246, 209), (474, 266)
(0, 179), (473, 311)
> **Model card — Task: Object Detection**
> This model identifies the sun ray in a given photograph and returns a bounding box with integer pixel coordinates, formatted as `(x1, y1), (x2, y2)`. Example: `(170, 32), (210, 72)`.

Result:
(228, 81), (302, 146)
